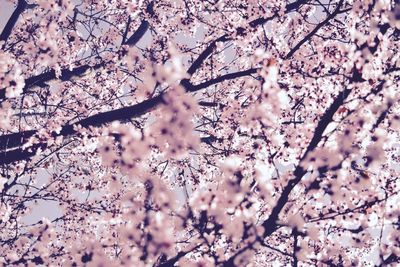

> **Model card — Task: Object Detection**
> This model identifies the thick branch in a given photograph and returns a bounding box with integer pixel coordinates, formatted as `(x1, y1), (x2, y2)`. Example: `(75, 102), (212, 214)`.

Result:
(123, 20), (149, 46)
(0, 20), (149, 101)
(0, 68), (257, 164)
(0, 64), (102, 101)
(262, 86), (352, 236)
(260, 18), (392, 240)
(380, 253), (400, 266)
(261, 77), (386, 238)
(0, 0), (27, 43)
(0, 143), (44, 166)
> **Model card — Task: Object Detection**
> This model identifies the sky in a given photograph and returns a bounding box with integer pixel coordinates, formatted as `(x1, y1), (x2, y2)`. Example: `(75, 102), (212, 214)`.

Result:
(0, 0), (14, 31)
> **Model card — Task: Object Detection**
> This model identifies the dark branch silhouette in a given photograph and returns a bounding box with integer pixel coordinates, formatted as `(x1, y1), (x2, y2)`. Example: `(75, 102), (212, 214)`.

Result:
(0, 20), (150, 101)
(0, 68), (257, 164)
(123, 20), (149, 46)
(285, 0), (344, 59)
(0, 0), (27, 44)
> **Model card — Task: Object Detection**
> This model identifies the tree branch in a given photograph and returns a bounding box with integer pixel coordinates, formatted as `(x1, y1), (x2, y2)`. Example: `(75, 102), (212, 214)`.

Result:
(249, 0), (309, 27)
(0, 68), (257, 164)
(181, 0), (308, 87)
(261, 80), (386, 238)
(123, 20), (149, 46)
(0, 20), (150, 101)
(261, 85), (352, 237)
(183, 68), (258, 92)
(0, 63), (103, 101)
(0, 0), (27, 44)
(285, 0), (344, 59)
(260, 19), (392, 239)
(155, 244), (202, 267)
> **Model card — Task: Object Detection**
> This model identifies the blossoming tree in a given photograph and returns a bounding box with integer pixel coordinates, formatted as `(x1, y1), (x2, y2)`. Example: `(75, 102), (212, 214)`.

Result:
(0, 0), (399, 266)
